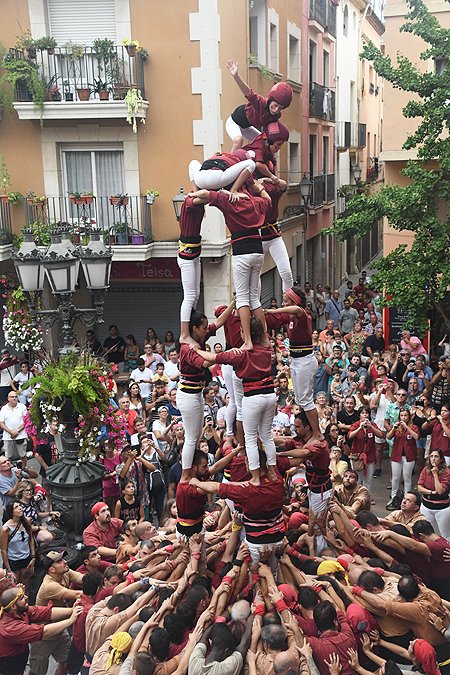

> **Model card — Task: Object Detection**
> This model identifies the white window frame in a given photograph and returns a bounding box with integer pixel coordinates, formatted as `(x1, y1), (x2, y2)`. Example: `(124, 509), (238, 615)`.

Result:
(288, 131), (301, 186)
(60, 144), (125, 197)
(286, 22), (301, 83)
(249, 0), (266, 65)
(267, 7), (279, 73)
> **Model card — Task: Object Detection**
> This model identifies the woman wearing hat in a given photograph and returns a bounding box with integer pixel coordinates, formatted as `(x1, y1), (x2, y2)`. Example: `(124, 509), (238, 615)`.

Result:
(89, 631), (132, 675)
(226, 59), (292, 150)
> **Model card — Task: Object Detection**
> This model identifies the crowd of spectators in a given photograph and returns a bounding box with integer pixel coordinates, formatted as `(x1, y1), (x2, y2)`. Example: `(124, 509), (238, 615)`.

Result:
(0, 276), (449, 675)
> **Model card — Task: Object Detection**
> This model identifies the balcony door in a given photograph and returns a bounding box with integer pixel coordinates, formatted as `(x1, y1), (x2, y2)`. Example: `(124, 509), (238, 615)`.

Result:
(62, 148), (125, 229)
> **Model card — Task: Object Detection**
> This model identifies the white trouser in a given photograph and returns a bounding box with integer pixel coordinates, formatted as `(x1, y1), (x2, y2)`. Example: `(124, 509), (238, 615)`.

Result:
(356, 463), (375, 493)
(189, 159), (256, 189)
(246, 539), (284, 577)
(420, 504), (450, 541)
(177, 256), (201, 323)
(262, 237), (294, 292)
(233, 371), (244, 422)
(232, 253), (264, 310)
(177, 389), (204, 470)
(291, 353), (318, 412)
(241, 392), (277, 470)
(308, 488), (333, 554)
(390, 458), (415, 498)
(221, 364), (237, 436)
(225, 115), (261, 143)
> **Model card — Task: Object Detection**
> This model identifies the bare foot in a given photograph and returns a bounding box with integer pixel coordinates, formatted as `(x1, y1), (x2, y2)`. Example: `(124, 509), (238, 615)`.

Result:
(249, 476), (261, 486)
(242, 341), (254, 351)
(267, 467), (277, 481)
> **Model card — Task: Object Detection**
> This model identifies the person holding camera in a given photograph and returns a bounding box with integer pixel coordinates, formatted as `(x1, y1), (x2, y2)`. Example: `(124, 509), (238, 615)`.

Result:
(347, 407), (384, 492)
(386, 408), (419, 510)
(0, 349), (19, 405)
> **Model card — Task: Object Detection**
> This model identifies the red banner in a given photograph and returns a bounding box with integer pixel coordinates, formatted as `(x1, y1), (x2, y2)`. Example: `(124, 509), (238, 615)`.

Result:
(111, 259), (181, 282)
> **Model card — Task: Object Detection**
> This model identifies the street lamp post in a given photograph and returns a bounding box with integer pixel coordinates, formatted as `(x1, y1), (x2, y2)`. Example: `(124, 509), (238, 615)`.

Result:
(172, 186), (186, 221)
(13, 228), (113, 538)
(13, 228), (112, 354)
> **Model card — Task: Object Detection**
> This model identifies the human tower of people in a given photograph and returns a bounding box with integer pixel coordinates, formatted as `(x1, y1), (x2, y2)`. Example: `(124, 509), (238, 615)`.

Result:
(1, 59), (450, 675)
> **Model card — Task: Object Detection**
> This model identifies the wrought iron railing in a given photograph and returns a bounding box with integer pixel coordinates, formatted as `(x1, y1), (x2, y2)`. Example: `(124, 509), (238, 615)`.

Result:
(309, 82), (335, 121)
(24, 195), (153, 245)
(7, 44), (146, 103)
(0, 200), (13, 244)
(325, 173), (335, 202)
(336, 122), (367, 148)
(311, 175), (325, 207)
(309, 0), (336, 36)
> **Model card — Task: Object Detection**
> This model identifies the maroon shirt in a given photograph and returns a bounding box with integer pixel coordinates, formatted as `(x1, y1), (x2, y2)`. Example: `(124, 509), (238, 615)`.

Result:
(0, 604), (52, 658)
(244, 89), (281, 128)
(261, 183), (286, 240)
(306, 610), (357, 675)
(176, 475), (210, 537)
(425, 536), (450, 580)
(223, 312), (244, 349)
(82, 517), (123, 550)
(178, 196), (205, 260)
(219, 473), (285, 544)
(243, 133), (277, 169)
(284, 438), (331, 492)
(208, 190), (269, 234)
(216, 343), (273, 395)
(390, 425), (419, 462)
(428, 419), (450, 456)
(178, 324), (217, 392)
(269, 310), (312, 354)
(348, 422), (380, 464)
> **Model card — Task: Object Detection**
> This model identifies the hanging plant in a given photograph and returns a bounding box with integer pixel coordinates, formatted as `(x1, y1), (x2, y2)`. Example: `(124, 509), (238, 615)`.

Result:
(125, 88), (144, 133)
(2, 54), (46, 117)
(2, 289), (44, 353)
(25, 353), (127, 461)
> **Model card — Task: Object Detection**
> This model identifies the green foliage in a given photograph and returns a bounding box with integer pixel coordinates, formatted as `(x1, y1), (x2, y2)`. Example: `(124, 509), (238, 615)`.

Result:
(1, 53), (45, 115)
(325, 0), (450, 333)
(248, 54), (275, 80)
(35, 37), (57, 51)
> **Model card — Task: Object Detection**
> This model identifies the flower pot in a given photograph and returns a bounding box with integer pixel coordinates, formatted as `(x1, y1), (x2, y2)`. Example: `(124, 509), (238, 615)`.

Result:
(126, 45), (136, 57)
(52, 92), (62, 102)
(0, 195), (9, 204)
(81, 235), (90, 245)
(27, 198), (47, 206)
(27, 47), (37, 59)
(131, 234), (145, 245)
(77, 88), (90, 101)
(99, 90), (110, 101)
(117, 233), (128, 245)
(110, 196), (129, 206)
(113, 84), (127, 100)
(146, 195), (156, 205)
(65, 93), (74, 102)
(73, 233), (81, 244)
(108, 234), (117, 245)
(47, 48), (55, 55)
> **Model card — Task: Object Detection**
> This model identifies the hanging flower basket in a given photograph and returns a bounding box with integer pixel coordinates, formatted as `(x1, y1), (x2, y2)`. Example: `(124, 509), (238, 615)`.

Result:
(110, 195), (129, 206)
(70, 194), (94, 205)
(27, 197), (48, 206)
(126, 45), (136, 57)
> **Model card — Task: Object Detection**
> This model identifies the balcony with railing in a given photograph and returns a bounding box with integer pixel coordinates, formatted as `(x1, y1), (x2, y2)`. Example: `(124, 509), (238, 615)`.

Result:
(336, 122), (367, 149)
(309, 83), (335, 122)
(6, 45), (149, 122)
(309, 0), (337, 37)
(23, 194), (153, 247)
(310, 174), (335, 208)
(0, 199), (13, 257)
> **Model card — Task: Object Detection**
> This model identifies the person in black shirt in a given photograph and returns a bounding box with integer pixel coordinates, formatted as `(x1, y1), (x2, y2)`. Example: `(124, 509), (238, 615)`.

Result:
(362, 326), (386, 359)
(337, 395), (360, 448)
(85, 330), (102, 356)
(102, 325), (126, 365)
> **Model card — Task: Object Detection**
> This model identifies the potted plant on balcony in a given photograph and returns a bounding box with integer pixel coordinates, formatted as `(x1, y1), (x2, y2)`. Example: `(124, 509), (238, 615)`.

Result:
(69, 191), (94, 205)
(1, 54), (45, 115)
(16, 30), (38, 59)
(113, 222), (129, 245)
(125, 88), (144, 133)
(76, 85), (90, 101)
(145, 189), (159, 205)
(63, 80), (73, 102)
(7, 192), (24, 205)
(44, 75), (62, 102)
(130, 231), (145, 245)
(93, 38), (114, 74)
(92, 78), (111, 101)
(26, 190), (47, 206)
(110, 193), (129, 206)
(122, 39), (141, 57)
(36, 36), (57, 55)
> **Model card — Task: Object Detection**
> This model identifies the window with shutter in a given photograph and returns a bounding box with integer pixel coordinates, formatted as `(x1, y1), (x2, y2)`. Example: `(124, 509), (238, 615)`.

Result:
(48, 0), (117, 44)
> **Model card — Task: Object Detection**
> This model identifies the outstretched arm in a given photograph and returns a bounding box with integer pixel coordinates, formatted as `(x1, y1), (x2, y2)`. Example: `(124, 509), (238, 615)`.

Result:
(227, 59), (251, 97)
